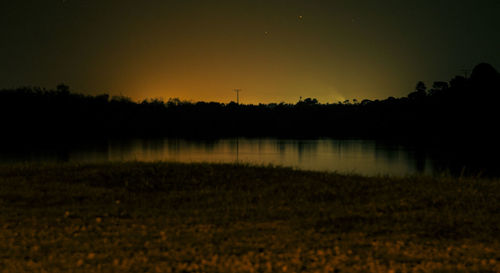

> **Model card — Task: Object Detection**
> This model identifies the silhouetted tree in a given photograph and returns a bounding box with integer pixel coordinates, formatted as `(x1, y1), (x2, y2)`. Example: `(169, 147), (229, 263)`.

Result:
(360, 99), (372, 105)
(56, 83), (70, 94)
(296, 97), (318, 107)
(470, 63), (498, 83)
(408, 81), (427, 101)
(430, 81), (449, 95)
(470, 63), (500, 102)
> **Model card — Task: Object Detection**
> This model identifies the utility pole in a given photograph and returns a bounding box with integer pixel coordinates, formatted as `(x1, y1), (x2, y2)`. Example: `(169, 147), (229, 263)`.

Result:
(234, 89), (241, 105)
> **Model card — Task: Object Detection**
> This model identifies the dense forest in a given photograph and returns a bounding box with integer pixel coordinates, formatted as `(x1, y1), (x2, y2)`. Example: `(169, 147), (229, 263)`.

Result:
(1, 63), (499, 145)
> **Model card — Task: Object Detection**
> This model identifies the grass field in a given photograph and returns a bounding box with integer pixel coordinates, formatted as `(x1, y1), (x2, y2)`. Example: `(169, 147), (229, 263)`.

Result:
(0, 162), (499, 272)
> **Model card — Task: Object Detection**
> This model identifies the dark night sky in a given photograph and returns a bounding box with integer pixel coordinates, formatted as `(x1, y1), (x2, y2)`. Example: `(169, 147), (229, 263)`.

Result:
(1, 0), (499, 103)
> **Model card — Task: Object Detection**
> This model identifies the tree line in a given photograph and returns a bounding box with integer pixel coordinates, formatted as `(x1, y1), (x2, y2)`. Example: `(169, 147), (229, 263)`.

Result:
(1, 63), (499, 144)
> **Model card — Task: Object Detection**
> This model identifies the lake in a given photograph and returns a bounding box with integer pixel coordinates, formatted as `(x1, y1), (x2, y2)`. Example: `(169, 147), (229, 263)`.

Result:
(1, 137), (493, 177)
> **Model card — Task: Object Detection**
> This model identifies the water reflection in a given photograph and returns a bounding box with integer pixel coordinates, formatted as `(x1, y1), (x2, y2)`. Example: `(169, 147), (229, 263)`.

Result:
(0, 138), (495, 177)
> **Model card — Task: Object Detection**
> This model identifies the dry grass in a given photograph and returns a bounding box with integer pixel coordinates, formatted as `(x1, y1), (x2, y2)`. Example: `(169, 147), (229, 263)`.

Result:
(0, 162), (499, 272)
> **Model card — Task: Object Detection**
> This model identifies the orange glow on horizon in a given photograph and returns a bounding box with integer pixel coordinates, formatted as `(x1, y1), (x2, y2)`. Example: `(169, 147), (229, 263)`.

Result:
(2, 1), (498, 104)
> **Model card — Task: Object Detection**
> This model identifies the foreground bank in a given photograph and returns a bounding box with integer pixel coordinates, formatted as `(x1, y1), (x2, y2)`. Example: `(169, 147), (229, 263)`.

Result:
(0, 162), (499, 272)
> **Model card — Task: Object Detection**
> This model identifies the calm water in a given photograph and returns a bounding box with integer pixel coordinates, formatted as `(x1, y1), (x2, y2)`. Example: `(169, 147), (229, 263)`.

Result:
(0, 137), (476, 177)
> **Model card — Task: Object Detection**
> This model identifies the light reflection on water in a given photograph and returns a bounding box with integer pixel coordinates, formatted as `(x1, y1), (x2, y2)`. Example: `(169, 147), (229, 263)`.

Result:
(0, 138), (435, 176)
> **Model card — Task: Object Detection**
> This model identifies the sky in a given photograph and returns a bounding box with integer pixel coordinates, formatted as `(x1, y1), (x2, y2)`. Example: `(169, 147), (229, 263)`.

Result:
(1, 0), (499, 104)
